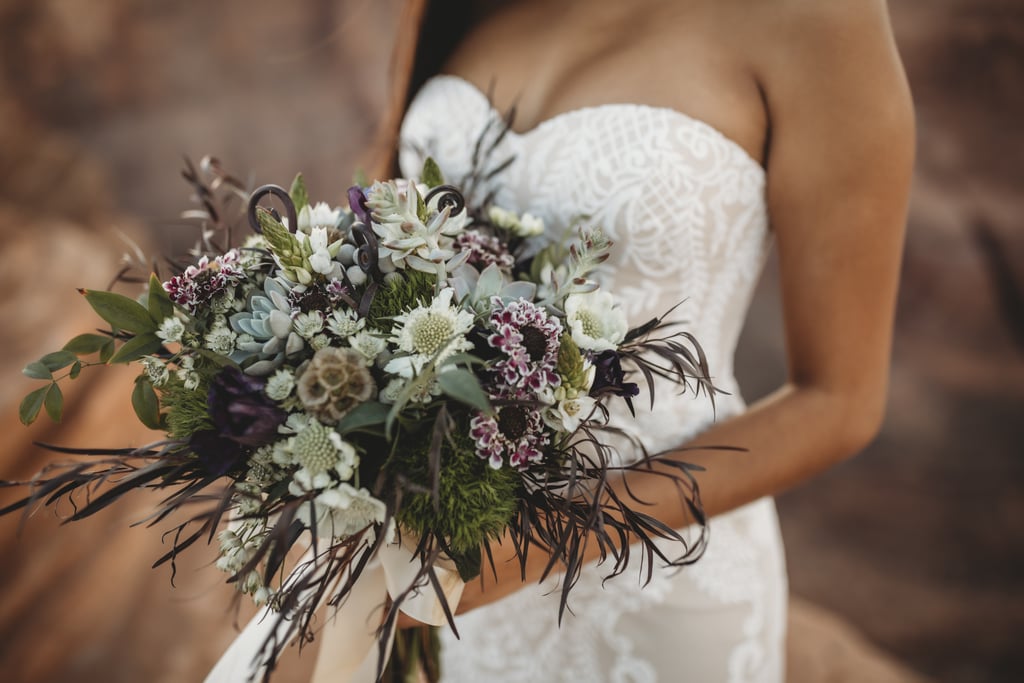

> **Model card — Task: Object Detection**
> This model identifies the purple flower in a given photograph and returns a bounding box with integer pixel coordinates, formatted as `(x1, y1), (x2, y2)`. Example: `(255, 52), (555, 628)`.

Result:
(189, 367), (287, 476)
(589, 351), (639, 399)
(163, 249), (247, 314)
(207, 366), (287, 446)
(455, 230), (515, 270)
(486, 298), (562, 395)
(347, 186), (370, 225)
(470, 395), (549, 471)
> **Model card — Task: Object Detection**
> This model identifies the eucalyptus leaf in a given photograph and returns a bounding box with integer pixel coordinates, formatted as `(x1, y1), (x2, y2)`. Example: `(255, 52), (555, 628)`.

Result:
(82, 289), (158, 334)
(335, 401), (390, 435)
(109, 333), (162, 364)
(131, 377), (161, 430)
(437, 369), (492, 414)
(22, 361), (53, 380)
(19, 385), (49, 425)
(39, 351), (77, 371)
(63, 333), (111, 355)
(44, 383), (64, 423)
(147, 273), (174, 323)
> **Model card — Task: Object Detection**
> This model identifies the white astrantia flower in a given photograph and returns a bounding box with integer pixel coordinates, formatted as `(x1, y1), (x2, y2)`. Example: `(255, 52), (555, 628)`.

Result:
(297, 483), (387, 541)
(487, 206), (545, 238)
(378, 376), (440, 405)
(142, 356), (170, 387)
(175, 354), (201, 390)
(384, 287), (474, 378)
(204, 320), (238, 356)
(156, 316), (185, 344)
(309, 333), (330, 351)
(297, 201), (342, 233)
(292, 311), (325, 339)
(564, 291), (628, 352)
(327, 308), (364, 337)
(265, 368), (296, 401)
(348, 329), (387, 362)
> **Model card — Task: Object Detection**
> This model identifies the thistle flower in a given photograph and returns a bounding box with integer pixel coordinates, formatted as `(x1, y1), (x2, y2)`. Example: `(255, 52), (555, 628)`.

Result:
(296, 347), (376, 423)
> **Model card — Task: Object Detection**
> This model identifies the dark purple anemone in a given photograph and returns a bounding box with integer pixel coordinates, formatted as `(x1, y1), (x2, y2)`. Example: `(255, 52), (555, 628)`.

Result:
(347, 185), (370, 225)
(189, 366), (287, 476)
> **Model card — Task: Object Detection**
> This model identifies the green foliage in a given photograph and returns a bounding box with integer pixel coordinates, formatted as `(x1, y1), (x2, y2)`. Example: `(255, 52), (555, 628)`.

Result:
(420, 157), (444, 189)
(437, 368), (492, 414)
(22, 361), (52, 380)
(394, 420), (520, 559)
(161, 376), (213, 439)
(132, 376), (162, 430)
(289, 173), (309, 213)
(19, 385), (50, 425)
(81, 289), (158, 334)
(63, 334), (111, 355)
(43, 383), (63, 423)
(109, 333), (162, 364)
(366, 270), (436, 331)
(147, 273), (174, 323)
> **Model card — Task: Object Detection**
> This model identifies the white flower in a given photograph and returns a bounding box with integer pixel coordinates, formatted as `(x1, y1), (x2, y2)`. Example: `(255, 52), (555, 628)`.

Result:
(377, 376), (440, 405)
(487, 206), (518, 230)
(265, 369), (296, 401)
(348, 330), (387, 362)
(297, 483), (387, 541)
(156, 316), (185, 344)
(204, 321), (238, 355)
(327, 308), (364, 337)
(182, 371), (201, 390)
(368, 180), (467, 272)
(306, 227), (336, 275)
(309, 333), (330, 350)
(292, 310), (325, 339)
(297, 202), (342, 233)
(564, 291), (628, 352)
(517, 212), (545, 237)
(142, 356), (170, 387)
(551, 395), (597, 432)
(384, 288), (474, 378)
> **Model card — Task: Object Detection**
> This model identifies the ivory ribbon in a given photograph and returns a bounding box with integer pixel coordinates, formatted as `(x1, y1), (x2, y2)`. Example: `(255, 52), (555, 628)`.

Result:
(204, 542), (465, 683)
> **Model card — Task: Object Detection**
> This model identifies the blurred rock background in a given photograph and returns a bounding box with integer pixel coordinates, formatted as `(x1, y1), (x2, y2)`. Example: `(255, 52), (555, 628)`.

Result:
(0, 0), (1019, 681)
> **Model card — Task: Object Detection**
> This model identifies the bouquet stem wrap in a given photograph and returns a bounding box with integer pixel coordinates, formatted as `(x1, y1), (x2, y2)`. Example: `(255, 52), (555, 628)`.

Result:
(205, 541), (465, 683)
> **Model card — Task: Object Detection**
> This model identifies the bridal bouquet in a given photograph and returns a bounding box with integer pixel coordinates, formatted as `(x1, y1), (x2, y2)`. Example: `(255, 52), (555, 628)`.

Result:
(6, 157), (713, 681)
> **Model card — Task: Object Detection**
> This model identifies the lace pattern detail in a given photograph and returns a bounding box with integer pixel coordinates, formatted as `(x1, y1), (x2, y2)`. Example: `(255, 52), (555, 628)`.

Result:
(400, 75), (787, 682)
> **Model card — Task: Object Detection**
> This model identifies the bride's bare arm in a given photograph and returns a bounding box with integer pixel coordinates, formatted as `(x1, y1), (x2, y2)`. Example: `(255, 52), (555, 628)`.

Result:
(453, 0), (915, 614)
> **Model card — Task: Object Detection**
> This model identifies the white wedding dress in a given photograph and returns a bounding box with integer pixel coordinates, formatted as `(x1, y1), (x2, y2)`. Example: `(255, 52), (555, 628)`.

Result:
(399, 75), (788, 683)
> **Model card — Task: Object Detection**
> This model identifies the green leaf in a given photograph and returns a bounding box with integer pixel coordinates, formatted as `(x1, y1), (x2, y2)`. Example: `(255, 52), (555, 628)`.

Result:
(19, 385), (49, 425)
(335, 401), (390, 435)
(82, 289), (158, 334)
(99, 339), (115, 363)
(420, 157), (444, 189)
(352, 168), (368, 188)
(289, 173), (309, 212)
(147, 273), (174, 323)
(437, 369), (492, 414)
(23, 361), (53, 380)
(131, 377), (161, 430)
(64, 333), (112, 355)
(44, 383), (64, 423)
(40, 351), (78, 371)
(69, 361), (82, 379)
(109, 333), (162, 364)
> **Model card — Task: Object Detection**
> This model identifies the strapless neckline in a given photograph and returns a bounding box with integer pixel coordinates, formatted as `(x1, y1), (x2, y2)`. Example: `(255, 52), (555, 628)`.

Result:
(433, 74), (766, 177)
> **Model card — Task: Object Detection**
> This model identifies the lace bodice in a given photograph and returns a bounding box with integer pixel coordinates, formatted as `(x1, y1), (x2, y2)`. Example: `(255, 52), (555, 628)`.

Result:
(399, 75), (786, 683)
